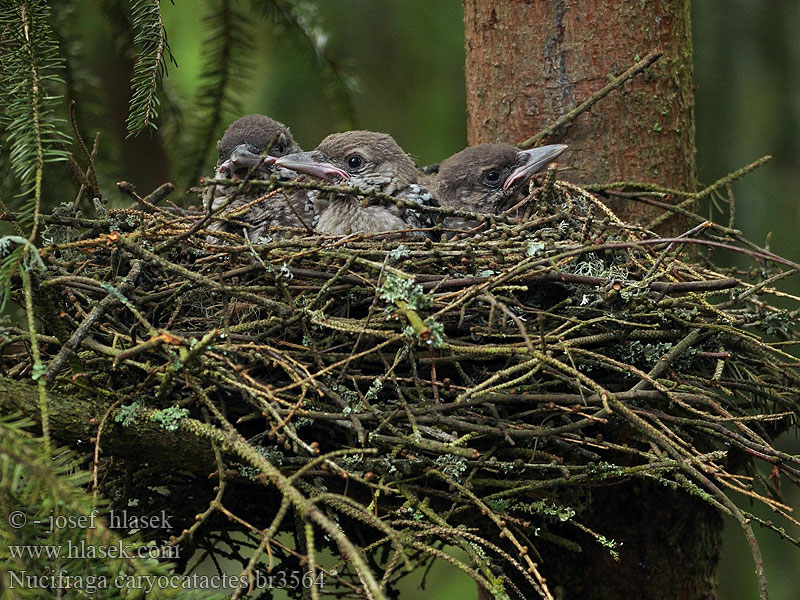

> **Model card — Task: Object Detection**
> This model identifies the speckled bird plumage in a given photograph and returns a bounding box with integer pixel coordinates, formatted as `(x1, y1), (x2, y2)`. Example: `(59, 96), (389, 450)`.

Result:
(433, 143), (567, 230)
(275, 131), (439, 239)
(205, 114), (313, 242)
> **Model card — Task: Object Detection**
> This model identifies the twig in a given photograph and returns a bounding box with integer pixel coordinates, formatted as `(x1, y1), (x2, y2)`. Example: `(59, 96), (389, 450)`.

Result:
(44, 260), (143, 384)
(519, 50), (662, 148)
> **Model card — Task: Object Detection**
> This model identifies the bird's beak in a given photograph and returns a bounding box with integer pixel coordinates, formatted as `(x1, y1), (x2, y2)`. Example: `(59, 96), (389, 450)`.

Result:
(218, 144), (276, 177)
(275, 151), (350, 182)
(503, 144), (568, 190)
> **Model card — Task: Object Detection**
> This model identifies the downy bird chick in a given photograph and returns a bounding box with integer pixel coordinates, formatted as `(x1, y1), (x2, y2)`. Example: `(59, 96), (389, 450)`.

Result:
(206, 114), (313, 242)
(275, 131), (439, 239)
(433, 143), (567, 230)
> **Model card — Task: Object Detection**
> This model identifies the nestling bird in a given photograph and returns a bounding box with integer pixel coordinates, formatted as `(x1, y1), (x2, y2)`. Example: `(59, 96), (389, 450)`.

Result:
(432, 143), (567, 230)
(206, 114), (314, 242)
(274, 131), (439, 239)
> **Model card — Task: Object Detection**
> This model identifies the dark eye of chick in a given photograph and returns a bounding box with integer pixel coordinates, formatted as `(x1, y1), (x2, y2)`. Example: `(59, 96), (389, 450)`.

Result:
(271, 142), (285, 155)
(484, 170), (502, 185)
(347, 155), (364, 170)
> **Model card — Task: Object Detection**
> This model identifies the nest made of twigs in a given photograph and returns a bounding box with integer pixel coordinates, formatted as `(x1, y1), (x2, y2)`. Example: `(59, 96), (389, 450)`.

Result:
(2, 173), (799, 599)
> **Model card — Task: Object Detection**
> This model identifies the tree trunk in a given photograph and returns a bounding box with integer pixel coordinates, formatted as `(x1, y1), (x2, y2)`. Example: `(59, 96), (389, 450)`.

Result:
(464, 0), (696, 226)
(463, 2), (722, 599)
(0, 377), (215, 474)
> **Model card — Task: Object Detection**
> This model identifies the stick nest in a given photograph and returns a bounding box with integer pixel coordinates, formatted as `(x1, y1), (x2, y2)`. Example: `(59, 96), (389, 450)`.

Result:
(3, 173), (799, 599)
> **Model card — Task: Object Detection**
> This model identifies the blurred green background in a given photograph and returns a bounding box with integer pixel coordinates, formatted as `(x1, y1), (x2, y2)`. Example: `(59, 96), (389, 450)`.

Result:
(20, 0), (800, 597)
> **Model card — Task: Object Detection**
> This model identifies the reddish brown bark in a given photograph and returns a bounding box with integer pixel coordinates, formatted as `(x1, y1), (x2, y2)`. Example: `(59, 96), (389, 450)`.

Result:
(463, 2), (722, 599)
(464, 0), (696, 225)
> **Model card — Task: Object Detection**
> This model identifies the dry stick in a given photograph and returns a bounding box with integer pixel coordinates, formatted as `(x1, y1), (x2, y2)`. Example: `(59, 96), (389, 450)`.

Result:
(602, 190), (742, 237)
(304, 523), (320, 600)
(140, 406), (388, 600)
(590, 155), (769, 234)
(430, 469), (554, 600)
(617, 328), (770, 596)
(529, 270), (738, 295)
(170, 448), (228, 549)
(607, 394), (770, 599)
(726, 183), (736, 229)
(141, 182), (176, 207)
(67, 102), (87, 162)
(91, 399), (122, 503)
(112, 333), (176, 367)
(646, 220), (712, 270)
(115, 235), (292, 315)
(731, 268), (800, 305)
(67, 100), (98, 200)
(585, 156), (771, 203)
(44, 259), (143, 384)
(388, 492), (496, 592)
(170, 178), (272, 246)
(519, 50), (663, 148)
(645, 155), (772, 231)
(592, 237), (800, 271)
(642, 409), (800, 471)
(0, 211), (109, 229)
(431, 238), (747, 327)
(583, 157), (773, 250)
(117, 181), (175, 216)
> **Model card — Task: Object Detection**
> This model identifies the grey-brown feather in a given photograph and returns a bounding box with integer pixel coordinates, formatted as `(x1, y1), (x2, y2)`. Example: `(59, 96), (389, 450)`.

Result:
(215, 114), (300, 163)
(206, 115), (312, 242)
(310, 131), (439, 239)
(434, 143), (527, 230)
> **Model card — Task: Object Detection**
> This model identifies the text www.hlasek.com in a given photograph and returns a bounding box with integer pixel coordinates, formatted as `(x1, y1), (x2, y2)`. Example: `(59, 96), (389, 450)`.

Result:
(8, 539), (179, 560)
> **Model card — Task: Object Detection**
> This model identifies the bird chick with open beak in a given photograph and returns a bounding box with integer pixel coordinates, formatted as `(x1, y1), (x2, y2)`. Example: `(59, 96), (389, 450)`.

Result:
(206, 114), (314, 242)
(274, 131), (439, 239)
(433, 143), (567, 230)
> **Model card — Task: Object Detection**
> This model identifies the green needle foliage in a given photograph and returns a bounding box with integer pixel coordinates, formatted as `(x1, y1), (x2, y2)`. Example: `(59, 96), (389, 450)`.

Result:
(180, 0), (358, 189)
(125, 0), (176, 137)
(250, 0), (358, 128)
(0, 0), (71, 233)
(0, 0), (356, 310)
(0, 0), (357, 203)
(0, 414), (216, 599)
(181, 0), (254, 190)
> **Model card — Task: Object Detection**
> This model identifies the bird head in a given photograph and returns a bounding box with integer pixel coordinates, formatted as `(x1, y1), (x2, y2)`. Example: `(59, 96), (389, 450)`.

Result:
(275, 131), (418, 195)
(435, 143), (567, 214)
(215, 114), (301, 180)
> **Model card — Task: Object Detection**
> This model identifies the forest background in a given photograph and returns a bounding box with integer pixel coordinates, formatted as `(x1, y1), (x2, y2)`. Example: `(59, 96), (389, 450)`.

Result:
(11, 1), (800, 598)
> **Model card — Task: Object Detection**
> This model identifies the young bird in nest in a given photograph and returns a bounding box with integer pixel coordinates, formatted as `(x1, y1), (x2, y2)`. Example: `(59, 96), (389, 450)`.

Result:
(432, 143), (567, 230)
(205, 114), (314, 242)
(274, 131), (439, 239)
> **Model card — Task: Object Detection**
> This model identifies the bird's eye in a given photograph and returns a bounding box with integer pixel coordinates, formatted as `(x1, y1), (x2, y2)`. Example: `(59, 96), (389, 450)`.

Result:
(485, 170), (502, 185)
(273, 143), (285, 155)
(347, 155), (364, 170)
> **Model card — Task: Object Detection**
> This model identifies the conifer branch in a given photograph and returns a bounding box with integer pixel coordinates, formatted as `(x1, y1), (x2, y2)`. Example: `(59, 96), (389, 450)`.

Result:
(182, 0), (253, 189)
(251, 0), (358, 127)
(0, 0), (71, 234)
(125, 0), (175, 136)
(0, 413), (202, 595)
